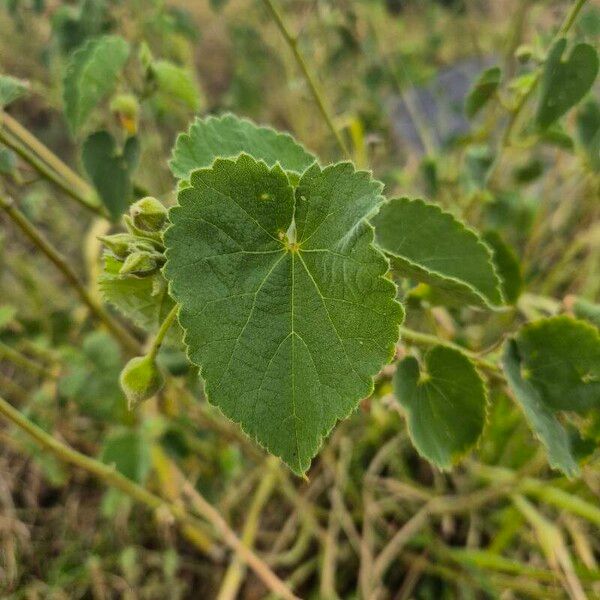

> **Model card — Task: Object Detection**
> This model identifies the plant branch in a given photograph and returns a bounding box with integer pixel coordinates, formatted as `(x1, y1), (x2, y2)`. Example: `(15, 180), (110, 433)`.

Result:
(0, 111), (106, 217)
(0, 194), (140, 354)
(0, 340), (54, 378)
(148, 304), (178, 359)
(260, 0), (350, 159)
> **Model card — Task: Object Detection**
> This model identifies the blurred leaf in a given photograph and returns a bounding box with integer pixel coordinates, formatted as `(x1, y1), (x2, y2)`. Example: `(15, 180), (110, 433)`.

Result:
(576, 99), (600, 171)
(465, 66), (501, 118)
(51, 0), (111, 55)
(535, 38), (599, 130)
(151, 59), (202, 111)
(99, 255), (182, 345)
(58, 331), (128, 421)
(502, 339), (578, 476)
(0, 305), (17, 330)
(512, 158), (544, 183)
(63, 34), (130, 132)
(0, 147), (17, 175)
(169, 113), (316, 180)
(101, 429), (151, 483)
(394, 346), (487, 469)
(164, 156), (402, 475)
(515, 316), (600, 413)
(464, 144), (494, 190)
(373, 197), (503, 308)
(0, 74), (29, 107)
(482, 230), (523, 304)
(82, 131), (139, 220)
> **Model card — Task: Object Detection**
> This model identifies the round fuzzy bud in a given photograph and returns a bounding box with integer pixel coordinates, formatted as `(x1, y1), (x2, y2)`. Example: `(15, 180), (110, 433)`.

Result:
(99, 233), (137, 259)
(110, 94), (139, 134)
(130, 197), (168, 232)
(120, 354), (164, 410)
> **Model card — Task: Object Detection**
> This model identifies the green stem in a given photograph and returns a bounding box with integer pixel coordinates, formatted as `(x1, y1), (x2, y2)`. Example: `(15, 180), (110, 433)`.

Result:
(0, 111), (106, 217)
(0, 194), (140, 354)
(0, 340), (54, 378)
(399, 326), (500, 373)
(148, 304), (178, 360)
(261, 0), (350, 159)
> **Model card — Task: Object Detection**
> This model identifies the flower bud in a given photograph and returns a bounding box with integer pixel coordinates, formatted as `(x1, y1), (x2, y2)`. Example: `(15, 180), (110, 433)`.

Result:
(110, 94), (139, 135)
(120, 354), (164, 410)
(99, 233), (138, 259)
(119, 251), (159, 277)
(130, 197), (168, 232)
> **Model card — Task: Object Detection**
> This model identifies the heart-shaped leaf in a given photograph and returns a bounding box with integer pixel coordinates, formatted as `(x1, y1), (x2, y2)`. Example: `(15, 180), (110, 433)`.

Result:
(394, 346), (487, 469)
(372, 197), (503, 308)
(63, 34), (130, 133)
(465, 66), (501, 118)
(535, 38), (599, 130)
(502, 339), (579, 477)
(164, 154), (403, 474)
(169, 114), (316, 181)
(82, 131), (140, 220)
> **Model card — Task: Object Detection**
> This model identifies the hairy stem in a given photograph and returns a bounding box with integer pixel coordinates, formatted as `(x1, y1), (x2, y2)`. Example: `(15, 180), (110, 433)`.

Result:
(148, 304), (178, 359)
(260, 0), (350, 159)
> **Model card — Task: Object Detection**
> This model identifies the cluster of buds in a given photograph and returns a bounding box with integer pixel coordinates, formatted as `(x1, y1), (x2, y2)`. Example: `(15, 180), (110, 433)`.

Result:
(100, 197), (168, 277)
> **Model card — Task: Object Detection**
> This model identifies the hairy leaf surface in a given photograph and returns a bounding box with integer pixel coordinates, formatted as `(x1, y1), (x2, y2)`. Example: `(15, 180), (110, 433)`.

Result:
(373, 197), (503, 308)
(536, 39), (599, 130)
(169, 114), (316, 181)
(164, 154), (403, 474)
(502, 339), (578, 477)
(63, 35), (130, 132)
(394, 346), (487, 469)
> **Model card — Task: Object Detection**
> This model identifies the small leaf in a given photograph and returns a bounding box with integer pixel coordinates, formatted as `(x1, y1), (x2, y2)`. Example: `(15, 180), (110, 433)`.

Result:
(99, 255), (182, 345)
(394, 346), (487, 469)
(571, 296), (600, 329)
(82, 131), (139, 220)
(502, 339), (579, 477)
(535, 38), (599, 130)
(373, 197), (503, 308)
(164, 155), (403, 474)
(101, 429), (151, 483)
(465, 66), (501, 118)
(576, 99), (600, 171)
(482, 230), (523, 304)
(515, 316), (600, 413)
(169, 113), (316, 181)
(63, 34), (130, 132)
(0, 74), (29, 107)
(151, 59), (202, 111)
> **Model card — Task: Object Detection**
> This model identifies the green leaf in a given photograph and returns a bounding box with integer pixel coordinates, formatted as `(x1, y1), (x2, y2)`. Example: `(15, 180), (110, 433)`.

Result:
(0, 304), (17, 330)
(0, 74), (29, 107)
(515, 316), (600, 413)
(82, 131), (139, 220)
(372, 197), (503, 308)
(151, 60), (202, 111)
(63, 34), (130, 132)
(576, 100), (600, 171)
(99, 255), (182, 345)
(169, 114), (316, 181)
(572, 297), (600, 329)
(482, 230), (523, 304)
(164, 155), (403, 474)
(58, 331), (128, 421)
(535, 38), (599, 130)
(465, 66), (501, 118)
(101, 429), (151, 483)
(394, 346), (487, 469)
(502, 339), (579, 477)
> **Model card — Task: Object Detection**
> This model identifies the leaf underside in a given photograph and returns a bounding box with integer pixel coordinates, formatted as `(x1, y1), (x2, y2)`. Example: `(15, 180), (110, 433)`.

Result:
(373, 197), (503, 308)
(395, 346), (487, 469)
(164, 154), (403, 474)
(169, 113), (317, 181)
